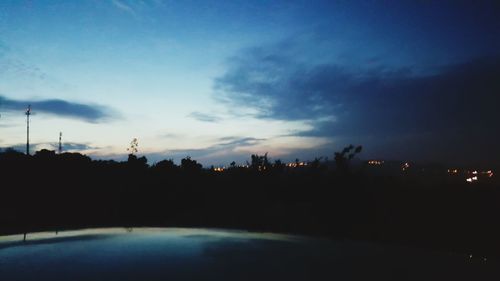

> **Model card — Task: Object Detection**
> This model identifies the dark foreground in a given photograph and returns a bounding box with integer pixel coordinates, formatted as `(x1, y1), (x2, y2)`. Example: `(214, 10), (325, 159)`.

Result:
(1, 228), (499, 281)
(1, 149), (499, 260)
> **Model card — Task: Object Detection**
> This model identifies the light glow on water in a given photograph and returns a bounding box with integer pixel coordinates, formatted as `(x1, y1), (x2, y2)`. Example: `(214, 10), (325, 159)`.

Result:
(0, 228), (499, 281)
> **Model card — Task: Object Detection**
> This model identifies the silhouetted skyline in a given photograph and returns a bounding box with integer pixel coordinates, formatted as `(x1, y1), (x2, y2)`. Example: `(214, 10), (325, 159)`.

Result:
(0, 1), (499, 167)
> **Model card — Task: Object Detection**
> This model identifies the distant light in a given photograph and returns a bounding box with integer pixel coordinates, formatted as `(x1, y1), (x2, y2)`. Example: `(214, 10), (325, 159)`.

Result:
(402, 162), (410, 171)
(482, 170), (494, 178)
(466, 176), (478, 183)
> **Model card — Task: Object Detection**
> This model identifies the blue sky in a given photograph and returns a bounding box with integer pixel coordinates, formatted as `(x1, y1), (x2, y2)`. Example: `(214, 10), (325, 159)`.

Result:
(1, 1), (499, 167)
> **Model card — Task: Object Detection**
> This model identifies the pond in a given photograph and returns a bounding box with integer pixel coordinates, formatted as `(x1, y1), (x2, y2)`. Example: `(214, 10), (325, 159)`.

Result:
(0, 228), (498, 280)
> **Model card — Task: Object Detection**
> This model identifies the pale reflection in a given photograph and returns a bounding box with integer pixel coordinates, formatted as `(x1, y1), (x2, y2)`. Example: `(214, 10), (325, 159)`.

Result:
(0, 228), (499, 281)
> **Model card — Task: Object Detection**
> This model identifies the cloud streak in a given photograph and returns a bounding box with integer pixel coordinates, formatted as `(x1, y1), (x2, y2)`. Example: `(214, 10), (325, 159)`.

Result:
(0, 96), (115, 123)
(147, 137), (266, 165)
(50, 142), (96, 151)
(2, 142), (96, 153)
(0, 40), (47, 81)
(111, 0), (136, 16)
(109, 0), (166, 17)
(187, 111), (221, 123)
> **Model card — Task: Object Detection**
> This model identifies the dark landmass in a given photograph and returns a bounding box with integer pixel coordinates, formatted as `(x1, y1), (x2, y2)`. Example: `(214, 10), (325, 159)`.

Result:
(0, 148), (498, 258)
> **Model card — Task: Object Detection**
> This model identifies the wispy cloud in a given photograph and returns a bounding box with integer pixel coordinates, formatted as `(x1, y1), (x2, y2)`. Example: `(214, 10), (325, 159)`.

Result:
(0, 40), (47, 81)
(159, 133), (183, 139)
(187, 111), (221, 123)
(215, 136), (265, 147)
(0, 96), (116, 123)
(111, 0), (136, 16)
(145, 136), (266, 165)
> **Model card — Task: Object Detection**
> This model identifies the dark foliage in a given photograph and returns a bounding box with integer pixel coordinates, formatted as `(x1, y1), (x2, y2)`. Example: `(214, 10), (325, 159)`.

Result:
(0, 148), (499, 258)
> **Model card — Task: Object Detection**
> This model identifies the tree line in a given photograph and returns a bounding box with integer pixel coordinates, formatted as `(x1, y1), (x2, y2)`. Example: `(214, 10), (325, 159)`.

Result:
(0, 146), (499, 259)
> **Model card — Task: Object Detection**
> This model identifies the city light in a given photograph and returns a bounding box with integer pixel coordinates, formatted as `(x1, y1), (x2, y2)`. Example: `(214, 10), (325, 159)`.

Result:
(466, 176), (478, 183)
(286, 162), (308, 168)
(402, 162), (410, 171)
(482, 170), (494, 178)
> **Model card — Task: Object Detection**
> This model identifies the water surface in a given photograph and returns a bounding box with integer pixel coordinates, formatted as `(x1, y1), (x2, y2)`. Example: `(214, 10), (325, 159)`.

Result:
(0, 228), (498, 280)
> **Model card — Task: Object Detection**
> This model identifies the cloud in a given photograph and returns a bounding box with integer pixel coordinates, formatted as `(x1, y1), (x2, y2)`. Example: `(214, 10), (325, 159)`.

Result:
(187, 111), (221, 123)
(147, 137), (266, 165)
(215, 136), (265, 147)
(0, 40), (47, 81)
(109, 0), (167, 17)
(168, 137), (264, 156)
(0, 96), (115, 123)
(2, 142), (96, 153)
(50, 142), (96, 151)
(111, 0), (136, 15)
(159, 133), (183, 139)
(215, 41), (500, 165)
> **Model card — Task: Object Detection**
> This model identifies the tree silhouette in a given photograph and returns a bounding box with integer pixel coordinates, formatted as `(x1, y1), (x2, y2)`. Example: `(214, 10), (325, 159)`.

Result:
(310, 157), (324, 170)
(127, 154), (148, 168)
(181, 156), (202, 172)
(153, 159), (177, 172)
(251, 153), (270, 171)
(334, 144), (362, 174)
(125, 138), (148, 168)
(127, 138), (139, 155)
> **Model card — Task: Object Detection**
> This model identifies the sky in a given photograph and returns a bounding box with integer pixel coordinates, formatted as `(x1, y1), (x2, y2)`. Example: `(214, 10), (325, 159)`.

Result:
(0, 0), (499, 167)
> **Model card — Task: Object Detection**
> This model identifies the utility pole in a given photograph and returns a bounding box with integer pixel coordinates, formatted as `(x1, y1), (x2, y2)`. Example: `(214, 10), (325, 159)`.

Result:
(26, 105), (31, 155)
(58, 132), (63, 154)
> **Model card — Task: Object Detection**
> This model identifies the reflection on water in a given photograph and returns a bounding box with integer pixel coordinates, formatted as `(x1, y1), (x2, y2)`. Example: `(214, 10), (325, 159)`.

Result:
(0, 228), (499, 281)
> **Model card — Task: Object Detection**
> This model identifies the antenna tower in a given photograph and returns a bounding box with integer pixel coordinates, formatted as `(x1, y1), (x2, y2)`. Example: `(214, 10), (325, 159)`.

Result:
(26, 105), (31, 155)
(58, 132), (63, 154)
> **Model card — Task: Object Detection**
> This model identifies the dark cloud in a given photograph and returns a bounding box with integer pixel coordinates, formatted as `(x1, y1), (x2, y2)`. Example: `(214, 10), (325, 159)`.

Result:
(168, 137), (264, 157)
(50, 142), (96, 151)
(1, 142), (96, 153)
(0, 96), (115, 123)
(286, 57), (499, 138)
(187, 111), (221, 123)
(216, 136), (265, 147)
(147, 137), (266, 165)
(215, 45), (500, 166)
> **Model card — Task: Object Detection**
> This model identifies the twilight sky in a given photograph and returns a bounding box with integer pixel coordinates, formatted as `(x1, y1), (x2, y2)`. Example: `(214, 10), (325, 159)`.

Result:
(0, 1), (499, 167)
